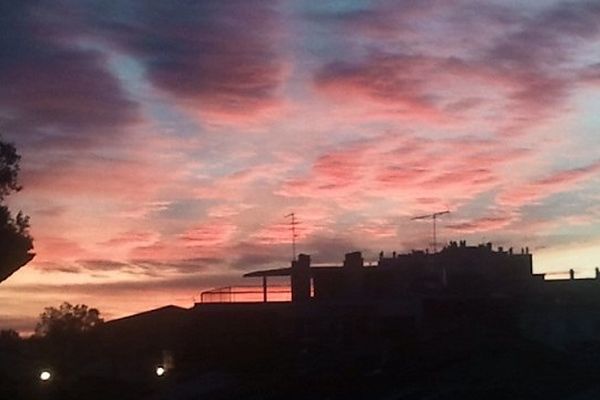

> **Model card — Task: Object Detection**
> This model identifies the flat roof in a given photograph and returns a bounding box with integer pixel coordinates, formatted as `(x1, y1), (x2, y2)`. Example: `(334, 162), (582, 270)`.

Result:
(243, 265), (342, 278)
(243, 267), (291, 277)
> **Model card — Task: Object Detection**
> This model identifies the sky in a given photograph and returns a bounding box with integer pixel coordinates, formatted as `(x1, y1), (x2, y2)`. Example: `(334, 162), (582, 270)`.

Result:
(1, 0), (600, 333)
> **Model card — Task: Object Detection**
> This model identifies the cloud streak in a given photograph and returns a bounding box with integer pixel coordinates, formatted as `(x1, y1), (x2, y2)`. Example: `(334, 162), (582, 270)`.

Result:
(498, 160), (600, 207)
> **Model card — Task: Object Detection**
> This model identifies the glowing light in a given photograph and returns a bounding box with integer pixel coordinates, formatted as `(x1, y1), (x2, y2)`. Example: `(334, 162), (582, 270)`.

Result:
(155, 366), (165, 377)
(40, 370), (51, 381)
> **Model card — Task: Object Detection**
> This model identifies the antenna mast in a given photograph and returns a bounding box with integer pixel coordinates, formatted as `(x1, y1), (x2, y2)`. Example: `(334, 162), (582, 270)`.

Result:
(411, 210), (451, 253)
(285, 213), (298, 261)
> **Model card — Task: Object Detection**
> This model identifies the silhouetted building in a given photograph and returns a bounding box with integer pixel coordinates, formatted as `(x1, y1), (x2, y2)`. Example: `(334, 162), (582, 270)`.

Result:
(241, 241), (542, 305)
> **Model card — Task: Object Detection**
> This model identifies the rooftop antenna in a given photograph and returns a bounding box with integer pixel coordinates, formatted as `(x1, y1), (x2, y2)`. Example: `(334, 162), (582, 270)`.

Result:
(411, 210), (451, 253)
(285, 212), (299, 261)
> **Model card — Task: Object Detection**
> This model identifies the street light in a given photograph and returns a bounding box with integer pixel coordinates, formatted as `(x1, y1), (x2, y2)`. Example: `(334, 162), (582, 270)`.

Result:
(155, 366), (165, 377)
(39, 370), (51, 381)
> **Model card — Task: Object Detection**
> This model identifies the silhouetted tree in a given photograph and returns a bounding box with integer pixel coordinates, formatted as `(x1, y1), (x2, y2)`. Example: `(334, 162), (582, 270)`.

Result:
(0, 138), (33, 283)
(0, 328), (20, 343)
(35, 302), (104, 338)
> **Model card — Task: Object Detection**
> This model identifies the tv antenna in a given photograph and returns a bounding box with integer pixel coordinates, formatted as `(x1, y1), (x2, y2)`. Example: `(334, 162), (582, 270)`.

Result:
(285, 212), (299, 261)
(411, 210), (450, 253)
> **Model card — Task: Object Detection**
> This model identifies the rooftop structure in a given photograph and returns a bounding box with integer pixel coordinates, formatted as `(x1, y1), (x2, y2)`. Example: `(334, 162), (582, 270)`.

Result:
(233, 241), (541, 305)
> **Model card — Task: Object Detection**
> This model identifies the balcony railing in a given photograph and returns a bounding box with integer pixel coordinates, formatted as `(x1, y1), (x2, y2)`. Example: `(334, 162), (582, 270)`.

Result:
(200, 285), (292, 303)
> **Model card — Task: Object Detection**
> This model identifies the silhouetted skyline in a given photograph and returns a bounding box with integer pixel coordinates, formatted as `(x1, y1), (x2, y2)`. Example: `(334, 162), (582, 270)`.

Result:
(2, 1), (600, 333)
(4, 243), (600, 399)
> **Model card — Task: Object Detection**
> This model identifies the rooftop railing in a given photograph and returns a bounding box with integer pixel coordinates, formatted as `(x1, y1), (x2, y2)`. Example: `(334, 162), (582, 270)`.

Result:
(200, 285), (292, 303)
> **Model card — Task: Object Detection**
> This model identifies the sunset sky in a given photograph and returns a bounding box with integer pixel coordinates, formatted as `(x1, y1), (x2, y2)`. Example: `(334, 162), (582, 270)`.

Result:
(2, 0), (600, 333)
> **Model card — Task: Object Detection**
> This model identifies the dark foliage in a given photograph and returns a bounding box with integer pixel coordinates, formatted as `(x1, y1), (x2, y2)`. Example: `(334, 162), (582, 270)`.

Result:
(0, 137), (34, 283)
(0, 140), (22, 199)
(0, 328), (20, 344)
(35, 302), (104, 339)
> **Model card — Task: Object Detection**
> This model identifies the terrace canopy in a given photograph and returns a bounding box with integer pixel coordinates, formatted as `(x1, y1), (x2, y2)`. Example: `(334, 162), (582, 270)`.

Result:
(243, 267), (291, 302)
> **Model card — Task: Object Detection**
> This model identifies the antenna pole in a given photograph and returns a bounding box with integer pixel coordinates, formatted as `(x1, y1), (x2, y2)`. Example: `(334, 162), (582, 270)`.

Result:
(292, 213), (296, 261)
(285, 213), (298, 261)
(411, 210), (450, 253)
(433, 214), (437, 254)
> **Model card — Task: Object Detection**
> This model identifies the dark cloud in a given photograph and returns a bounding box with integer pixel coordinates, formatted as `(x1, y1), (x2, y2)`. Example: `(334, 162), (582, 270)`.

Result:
(232, 252), (285, 270)
(229, 235), (363, 270)
(85, 0), (285, 118)
(34, 205), (67, 218)
(314, 52), (445, 118)
(3, 272), (242, 296)
(480, 2), (600, 130)
(579, 62), (600, 84)
(229, 233), (362, 270)
(34, 261), (81, 274)
(305, 0), (450, 38)
(71, 257), (221, 276)
(446, 215), (515, 233)
(130, 258), (223, 274)
(486, 1), (600, 68)
(77, 259), (130, 271)
(230, 241), (290, 270)
(304, 235), (360, 264)
(0, 1), (139, 147)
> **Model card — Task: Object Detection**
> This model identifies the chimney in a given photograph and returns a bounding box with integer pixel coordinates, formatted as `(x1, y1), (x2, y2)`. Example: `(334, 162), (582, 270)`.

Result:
(343, 252), (363, 302)
(344, 251), (364, 269)
(291, 254), (311, 303)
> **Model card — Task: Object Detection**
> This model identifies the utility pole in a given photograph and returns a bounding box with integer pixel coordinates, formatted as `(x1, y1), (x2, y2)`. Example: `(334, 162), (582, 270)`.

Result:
(285, 213), (299, 261)
(411, 210), (450, 253)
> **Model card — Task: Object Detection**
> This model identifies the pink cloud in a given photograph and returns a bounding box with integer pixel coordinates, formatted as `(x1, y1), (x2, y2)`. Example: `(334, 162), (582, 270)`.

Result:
(310, 0), (600, 139)
(21, 156), (168, 200)
(31, 235), (88, 264)
(314, 50), (578, 138)
(446, 214), (516, 233)
(249, 219), (323, 246)
(498, 160), (600, 207)
(99, 231), (159, 247)
(353, 221), (397, 239)
(279, 133), (530, 214)
(314, 53), (456, 124)
(128, 217), (240, 264)
(194, 164), (284, 200)
(178, 220), (238, 248)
